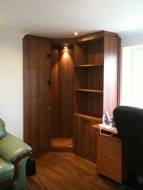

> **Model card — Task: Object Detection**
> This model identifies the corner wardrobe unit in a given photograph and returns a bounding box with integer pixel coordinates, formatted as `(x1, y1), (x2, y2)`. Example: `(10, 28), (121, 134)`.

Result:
(23, 36), (74, 152)
(23, 31), (120, 156)
(73, 31), (120, 161)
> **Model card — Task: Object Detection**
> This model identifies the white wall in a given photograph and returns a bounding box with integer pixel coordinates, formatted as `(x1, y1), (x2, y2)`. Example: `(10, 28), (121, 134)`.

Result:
(0, 34), (23, 139)
(121, 33), (143, 47)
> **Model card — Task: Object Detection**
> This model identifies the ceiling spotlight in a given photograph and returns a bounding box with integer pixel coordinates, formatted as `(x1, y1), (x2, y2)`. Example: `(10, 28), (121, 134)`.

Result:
(74, 32), (78, 36)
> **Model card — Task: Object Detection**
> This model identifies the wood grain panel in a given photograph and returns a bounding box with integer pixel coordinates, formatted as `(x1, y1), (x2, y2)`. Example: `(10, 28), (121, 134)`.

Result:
(23, 36), (52, 152)
(74, 67), (103, 90)
(74, 115), (100, 161)
(74, 93), (103, 118)
(28, 69), (39, 97)
(37, 39), (52, 69)
(87, 67), (103, 90)
(24, 97), (38, 151)
(97, 134), (123, 183)
(51, 38), (74, 138)
(58, 48), (74, 137)
(51, 49), (60, 138)
(38, 68), (51, 96)
(74, 43), (87, 65)
(74, 38), (103, 66)
(103, 35), (120, 115)
(24, 96), (51, 152)
(23, 37), (37, 69)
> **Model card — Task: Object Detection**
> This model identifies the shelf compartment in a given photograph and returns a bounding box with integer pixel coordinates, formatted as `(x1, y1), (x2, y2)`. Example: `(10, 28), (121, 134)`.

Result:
(75, 89), (103, 94)
(74, 38), (104, 66)
(74, 93), (103, 118)
(75, 67), (103, 90)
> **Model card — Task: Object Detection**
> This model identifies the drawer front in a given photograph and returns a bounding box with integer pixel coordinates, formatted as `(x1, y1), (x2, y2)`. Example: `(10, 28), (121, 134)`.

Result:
(97, 159), (122, 183)
(97, 134), (121, 155)
(97, 134), (123, 183)
(97, 148), (121, 164)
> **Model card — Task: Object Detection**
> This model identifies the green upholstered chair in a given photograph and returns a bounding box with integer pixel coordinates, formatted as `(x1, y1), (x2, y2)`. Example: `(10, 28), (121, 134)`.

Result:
(0, 118), (34, 190)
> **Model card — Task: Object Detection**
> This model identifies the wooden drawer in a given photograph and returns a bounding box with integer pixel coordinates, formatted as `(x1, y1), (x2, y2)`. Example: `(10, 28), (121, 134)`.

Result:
(98, 148), (121, 163)
(97, 134), (121, 155)
(97, 158), (122, 183)
(97, 134), (123, 183)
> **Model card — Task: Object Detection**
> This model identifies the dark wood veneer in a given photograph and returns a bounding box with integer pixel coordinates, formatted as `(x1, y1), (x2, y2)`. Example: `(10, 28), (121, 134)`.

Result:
(51, 41), (74, 138)
(23, 36), (52, 152)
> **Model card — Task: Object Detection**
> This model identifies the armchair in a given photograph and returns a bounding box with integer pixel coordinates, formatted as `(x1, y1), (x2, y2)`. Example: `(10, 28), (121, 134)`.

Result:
(0, 118), (35, 190)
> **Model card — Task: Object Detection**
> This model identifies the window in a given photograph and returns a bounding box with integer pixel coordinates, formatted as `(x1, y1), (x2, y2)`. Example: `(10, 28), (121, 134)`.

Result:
(120, 45), (143, 108)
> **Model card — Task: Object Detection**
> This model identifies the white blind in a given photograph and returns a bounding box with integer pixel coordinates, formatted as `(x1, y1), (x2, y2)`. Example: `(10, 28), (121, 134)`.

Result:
(120, 45), (143, 108)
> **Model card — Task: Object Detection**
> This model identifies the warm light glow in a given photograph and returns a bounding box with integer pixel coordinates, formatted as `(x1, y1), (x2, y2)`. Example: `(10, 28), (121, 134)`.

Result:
(63, 52), (69, 59)
(64, 46), (68, 52)
(61, 46), (72, 63)
(74, 32), (78, 36)
(62, 45), (70, 59)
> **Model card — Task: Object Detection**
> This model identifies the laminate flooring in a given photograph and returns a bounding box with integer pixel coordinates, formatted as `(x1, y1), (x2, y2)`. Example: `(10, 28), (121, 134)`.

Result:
(27, 152), (142, 190)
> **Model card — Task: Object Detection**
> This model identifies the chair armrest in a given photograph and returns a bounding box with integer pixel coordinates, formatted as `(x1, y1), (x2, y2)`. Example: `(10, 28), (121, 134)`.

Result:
(0, 133), (32, 162)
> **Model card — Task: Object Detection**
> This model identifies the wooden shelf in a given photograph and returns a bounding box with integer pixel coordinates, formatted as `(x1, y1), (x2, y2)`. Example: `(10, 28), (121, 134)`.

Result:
(75, 64), (103, 68)
(75, 89), (103, 94)
(74, 113), (102, 121)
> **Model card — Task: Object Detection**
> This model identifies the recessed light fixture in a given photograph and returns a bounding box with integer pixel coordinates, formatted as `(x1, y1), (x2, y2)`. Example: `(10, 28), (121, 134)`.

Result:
(74, 32), (78, 36)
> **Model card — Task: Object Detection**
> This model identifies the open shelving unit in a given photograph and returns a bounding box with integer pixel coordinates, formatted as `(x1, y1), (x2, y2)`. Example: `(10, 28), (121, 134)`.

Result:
(73, 31), (120, 161)
(74, 36), (104, 119)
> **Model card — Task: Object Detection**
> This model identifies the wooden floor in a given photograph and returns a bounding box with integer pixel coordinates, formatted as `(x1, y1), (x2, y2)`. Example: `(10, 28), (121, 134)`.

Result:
(26, 151), (142, 190)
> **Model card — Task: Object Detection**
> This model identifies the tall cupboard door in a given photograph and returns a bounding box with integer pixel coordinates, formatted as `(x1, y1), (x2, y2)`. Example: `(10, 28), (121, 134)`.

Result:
(23, 36), (52, 152)
(73, 115), (101, 161)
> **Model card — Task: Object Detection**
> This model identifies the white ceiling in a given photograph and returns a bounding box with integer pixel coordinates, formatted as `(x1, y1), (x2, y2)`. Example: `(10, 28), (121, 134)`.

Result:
(0, 0), (143, 38)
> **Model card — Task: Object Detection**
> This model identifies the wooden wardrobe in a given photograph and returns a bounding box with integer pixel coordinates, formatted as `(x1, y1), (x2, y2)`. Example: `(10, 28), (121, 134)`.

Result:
(23, 31), (120, 155)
